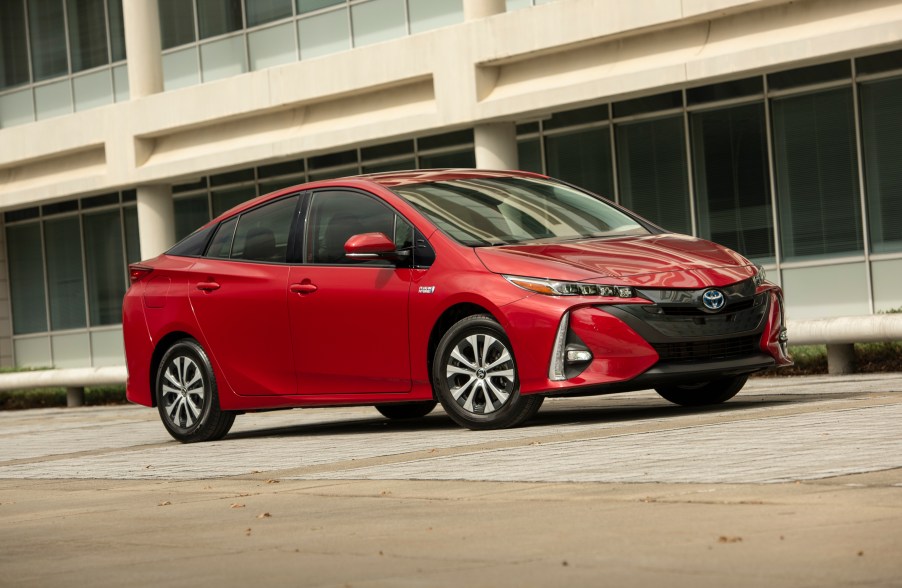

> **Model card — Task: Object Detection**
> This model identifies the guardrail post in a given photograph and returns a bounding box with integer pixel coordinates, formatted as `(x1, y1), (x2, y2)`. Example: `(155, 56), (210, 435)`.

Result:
(826, 344), (855, 375)
(66, 387), (85, 408)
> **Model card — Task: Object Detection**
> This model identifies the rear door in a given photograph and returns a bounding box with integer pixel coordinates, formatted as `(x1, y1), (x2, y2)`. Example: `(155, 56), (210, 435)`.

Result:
(288, 189), (413, 395)
(189, 195), (300, 396)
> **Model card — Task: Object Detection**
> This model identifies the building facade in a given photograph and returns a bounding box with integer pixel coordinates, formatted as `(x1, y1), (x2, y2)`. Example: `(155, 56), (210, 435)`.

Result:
(0, 0), (901, 369)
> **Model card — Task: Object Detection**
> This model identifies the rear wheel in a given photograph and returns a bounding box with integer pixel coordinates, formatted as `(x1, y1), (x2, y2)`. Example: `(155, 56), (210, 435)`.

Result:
(156, 339), (235, 443)
(375, 401), (437, 420)
(654, 374), (749, 407)
(433, 314), (543, 430)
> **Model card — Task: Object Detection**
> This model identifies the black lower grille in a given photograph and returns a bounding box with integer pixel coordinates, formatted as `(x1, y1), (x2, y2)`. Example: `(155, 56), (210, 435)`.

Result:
(652, 335), (761, 362)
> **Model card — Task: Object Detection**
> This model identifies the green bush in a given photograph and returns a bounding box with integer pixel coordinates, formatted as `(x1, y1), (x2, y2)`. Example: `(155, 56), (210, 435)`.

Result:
(757, 341), (902, 377)
(0, 386), (127, 410)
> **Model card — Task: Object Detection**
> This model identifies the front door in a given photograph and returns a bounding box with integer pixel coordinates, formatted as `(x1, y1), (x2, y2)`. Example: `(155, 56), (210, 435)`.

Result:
(288, 189), (413, 395)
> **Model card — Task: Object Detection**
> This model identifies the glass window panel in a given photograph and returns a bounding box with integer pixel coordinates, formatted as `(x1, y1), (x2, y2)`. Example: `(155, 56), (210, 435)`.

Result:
(860, 77), (902, 254)
(175, 195), (210, 240)
(781, 263), (868, 320)
(28, 0), (69, 80)
(247, 0), (293, 26)
(0, 0), (30, 89)
(83, 210), (126, 326)
(872, 259), (902, 313)
(309, 149), (356, 170)
(417, 149), (475, 169)
(362, 158), (415, 173)
(231, 196), (299, 262)
(259, 175), (305, 194)
(0, 88), (35, 128)
(516, 138), (542, 174)
(772, 88), (862, 260)
(691, 103), (774, 261)
(34, 79), (72, 120)
(856, 50), (902, 76)
(210, 168), (255, 186)
(44, 217), (87, 330)
(544, 105), (608, 130)
(258, 159), (304, 178)
(506, 0), (532, 10)
(6, 223), (48, 335)
(351, 0), (406, 48)
(297, 0), (343, 14)
(42, 200), (78, 215)
(123, 206), (141, 263)
(361, 139), (414, 160)
(112, 63), (129, 101)
(91, 329), (125, 366)
(615, 115), (691, 233)
(417, 129), (473, 151)
(768, 60), (851, 91)
(408, 0), (462, 34)
(108, 0), (126, 61)
(14, 337), (52, 368)
(159, 0), (197, 49)
(197, 0), (243, 39)
(249, 22), (297, 70)
(613, 91), (682, 118)
(5, 207), (40, 223)
(162, 47), (200, 91)
(51, 332), (90, 367)
(308, 165), (357, 181)
(212, 185), (257, 217)
(298, 7), (349, 59)
(206, 216), (237, 258)
(307, 191), (395, 264)
(686, 76), (763, 105)
(200, 35), (248, 82)
(67, 0), (109, 72)
(545, 127), (613, 198)
(73, 69), (113, 111)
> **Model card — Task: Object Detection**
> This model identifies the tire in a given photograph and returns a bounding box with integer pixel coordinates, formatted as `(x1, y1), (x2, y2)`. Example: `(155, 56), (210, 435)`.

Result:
(156, 339), (235, 443)
(375, 401), (437, 420)
(433, 314), (544, 430)
(654, 374), (749, 407)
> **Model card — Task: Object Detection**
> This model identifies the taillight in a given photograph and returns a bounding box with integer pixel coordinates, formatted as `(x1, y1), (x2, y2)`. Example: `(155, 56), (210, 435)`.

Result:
(128, 264), (153, 284)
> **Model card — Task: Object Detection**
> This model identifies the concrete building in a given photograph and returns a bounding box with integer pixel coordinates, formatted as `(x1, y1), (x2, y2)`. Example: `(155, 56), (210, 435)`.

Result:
(0, 0), (901, 370)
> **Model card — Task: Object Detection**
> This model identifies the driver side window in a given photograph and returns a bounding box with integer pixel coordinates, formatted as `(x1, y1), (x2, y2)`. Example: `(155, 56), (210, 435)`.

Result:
(306, 190), (398, 264)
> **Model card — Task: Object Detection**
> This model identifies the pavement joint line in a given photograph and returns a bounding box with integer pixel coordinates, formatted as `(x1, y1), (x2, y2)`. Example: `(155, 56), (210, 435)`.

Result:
(236, 393), (902, 481)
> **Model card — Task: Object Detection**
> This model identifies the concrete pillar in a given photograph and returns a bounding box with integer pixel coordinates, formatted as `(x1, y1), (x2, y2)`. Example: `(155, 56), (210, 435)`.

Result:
(827, 343), (855, 375)
(123, 0), (164, 99)
(474, 122), (519, 170)
(66, 387), (85, 408)
(463, 0), (506, 20)
(137, 185), (176, 260)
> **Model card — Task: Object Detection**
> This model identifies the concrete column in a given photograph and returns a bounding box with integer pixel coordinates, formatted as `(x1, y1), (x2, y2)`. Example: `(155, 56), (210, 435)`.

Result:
(463, 0), (506, 20)
(123, 0), (164, 99)
(66, 387), (85, 408)
(474, 122), (519, 170)
(137, 185), (176, 260)
(827, 344), (855, 375)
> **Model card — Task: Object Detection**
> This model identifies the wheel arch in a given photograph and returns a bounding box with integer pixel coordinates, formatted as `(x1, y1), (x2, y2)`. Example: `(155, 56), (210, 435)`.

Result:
(149, 331), (196, 407)
(426, 302), (498, 395)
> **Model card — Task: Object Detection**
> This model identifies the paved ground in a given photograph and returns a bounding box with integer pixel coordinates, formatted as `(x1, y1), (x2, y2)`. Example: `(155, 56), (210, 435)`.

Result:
(1, 374), (901, 587)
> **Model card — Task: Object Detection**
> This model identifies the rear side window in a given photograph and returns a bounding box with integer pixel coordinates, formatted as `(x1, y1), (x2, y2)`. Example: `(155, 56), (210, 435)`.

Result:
(204, 195), (299, 263)
(166, 225), (215, 257)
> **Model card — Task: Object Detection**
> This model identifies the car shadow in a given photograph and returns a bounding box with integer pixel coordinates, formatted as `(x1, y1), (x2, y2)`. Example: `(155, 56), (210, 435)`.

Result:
(224, 389), (848, 441)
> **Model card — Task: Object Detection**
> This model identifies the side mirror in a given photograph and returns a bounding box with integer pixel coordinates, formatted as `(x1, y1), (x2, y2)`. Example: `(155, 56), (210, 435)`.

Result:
(344, 232), (400, 259)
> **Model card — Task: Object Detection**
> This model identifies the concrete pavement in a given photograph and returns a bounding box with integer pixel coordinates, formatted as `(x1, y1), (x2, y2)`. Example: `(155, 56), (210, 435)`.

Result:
(1, 373), (901, 587)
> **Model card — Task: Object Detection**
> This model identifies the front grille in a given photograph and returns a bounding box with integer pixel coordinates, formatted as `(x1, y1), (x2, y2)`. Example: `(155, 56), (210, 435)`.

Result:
(652, 335), (761, 363)
(653, 298), (757, 317)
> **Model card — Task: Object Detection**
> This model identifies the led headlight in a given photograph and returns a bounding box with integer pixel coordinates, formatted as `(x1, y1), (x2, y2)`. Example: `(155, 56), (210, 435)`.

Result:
(753, 264), (767, 287)
(504, 275), (635, 298)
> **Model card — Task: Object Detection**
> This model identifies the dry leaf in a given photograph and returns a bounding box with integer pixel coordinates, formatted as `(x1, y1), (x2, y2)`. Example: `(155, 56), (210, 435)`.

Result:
(158, 501), (171, 506)
(718, 536), (743, 543)
(380, 490), (391, 496)
(265, 479), (280, 484)
(245, 528), (252, 536)
(257, 512), (272, 519)
(230, 503), (246, 509)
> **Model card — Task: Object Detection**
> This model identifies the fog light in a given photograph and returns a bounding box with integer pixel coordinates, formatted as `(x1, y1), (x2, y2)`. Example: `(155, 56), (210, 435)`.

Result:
(566, 349), (592, 363)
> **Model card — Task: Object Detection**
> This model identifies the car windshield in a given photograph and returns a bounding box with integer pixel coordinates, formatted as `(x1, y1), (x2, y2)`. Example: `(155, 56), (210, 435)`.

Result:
(391, 176), (649, 246)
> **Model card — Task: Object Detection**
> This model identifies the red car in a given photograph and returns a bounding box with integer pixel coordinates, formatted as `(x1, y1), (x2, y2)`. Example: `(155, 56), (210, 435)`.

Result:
(124, 170), (791, 442)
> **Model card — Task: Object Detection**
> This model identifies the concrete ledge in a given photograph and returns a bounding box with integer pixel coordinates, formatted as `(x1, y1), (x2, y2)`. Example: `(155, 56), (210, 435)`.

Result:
(0, 366), (127, 392)
(787, 315), (902, 346)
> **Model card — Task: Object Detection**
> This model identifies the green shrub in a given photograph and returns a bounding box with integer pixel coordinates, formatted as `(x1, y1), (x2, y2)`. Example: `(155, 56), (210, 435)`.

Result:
(0, 386), (127, 410)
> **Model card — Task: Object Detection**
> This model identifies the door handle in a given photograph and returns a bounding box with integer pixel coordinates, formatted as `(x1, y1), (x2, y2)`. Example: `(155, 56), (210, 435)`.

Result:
(196, 281), (220, 292)
(290, 283), (318, 294)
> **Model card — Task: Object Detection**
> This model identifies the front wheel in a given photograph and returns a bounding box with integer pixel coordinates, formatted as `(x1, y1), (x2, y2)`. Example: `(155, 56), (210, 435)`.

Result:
(156, 339), (235, 443)
(654, 374), (749, 407)
(433, 314), (543, 430)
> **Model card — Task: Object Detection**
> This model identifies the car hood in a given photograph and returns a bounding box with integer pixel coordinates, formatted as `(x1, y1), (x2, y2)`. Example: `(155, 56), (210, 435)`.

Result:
(474, 234), (755, 288)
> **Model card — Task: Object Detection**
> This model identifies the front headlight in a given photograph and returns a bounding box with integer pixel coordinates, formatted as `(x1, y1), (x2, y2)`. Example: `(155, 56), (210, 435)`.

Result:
(753, 264), (767, 287)
(504, 275), (635, 298)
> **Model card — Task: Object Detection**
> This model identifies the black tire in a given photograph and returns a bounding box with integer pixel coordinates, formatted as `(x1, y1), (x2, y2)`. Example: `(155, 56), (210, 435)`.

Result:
(375, 401), (437, 420)
(433, 314), (544, 430)
(654, 374), (749, 407)
(156, 339), (235, 443)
